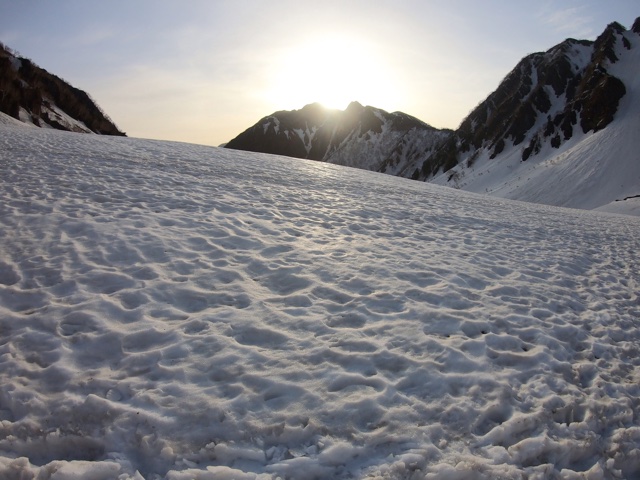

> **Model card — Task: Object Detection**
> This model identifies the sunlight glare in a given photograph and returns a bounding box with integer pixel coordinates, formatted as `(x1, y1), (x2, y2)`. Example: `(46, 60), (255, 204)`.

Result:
(263, 34), (402, 112)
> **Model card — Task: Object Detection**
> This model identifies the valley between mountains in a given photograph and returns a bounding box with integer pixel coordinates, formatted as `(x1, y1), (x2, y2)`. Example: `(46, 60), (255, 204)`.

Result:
(225, 18), (640, 216)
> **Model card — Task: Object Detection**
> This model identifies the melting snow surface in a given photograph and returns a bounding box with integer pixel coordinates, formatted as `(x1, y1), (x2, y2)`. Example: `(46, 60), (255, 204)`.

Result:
(0, 125), (639, 479)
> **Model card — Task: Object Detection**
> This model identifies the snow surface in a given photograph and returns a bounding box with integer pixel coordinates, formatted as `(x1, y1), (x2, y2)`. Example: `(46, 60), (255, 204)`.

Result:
(1, 124), (639, 479)
(595, 196), (640, 216)
(0, 112), (33, 129)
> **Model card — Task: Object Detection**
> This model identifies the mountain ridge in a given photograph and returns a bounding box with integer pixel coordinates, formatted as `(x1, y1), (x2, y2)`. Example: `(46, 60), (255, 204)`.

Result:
(422, 20), (630, 179)
(429, 18), (640, 214)
(0, 42), (125, 136)
(225, 101), (451, 177)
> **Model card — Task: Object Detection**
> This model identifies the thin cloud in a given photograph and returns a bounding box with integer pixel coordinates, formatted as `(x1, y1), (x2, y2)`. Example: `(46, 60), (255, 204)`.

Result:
(538, 4), (597, 39)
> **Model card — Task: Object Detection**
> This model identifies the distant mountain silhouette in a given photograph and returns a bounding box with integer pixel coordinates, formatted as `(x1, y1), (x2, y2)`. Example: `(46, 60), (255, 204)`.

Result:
(225, 101), (450, 177)
(0, 42), (124, 135)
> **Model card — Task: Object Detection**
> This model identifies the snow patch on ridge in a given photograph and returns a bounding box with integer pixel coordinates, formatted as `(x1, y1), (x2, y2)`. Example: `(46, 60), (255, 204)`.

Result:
(293, 124), (318, 154)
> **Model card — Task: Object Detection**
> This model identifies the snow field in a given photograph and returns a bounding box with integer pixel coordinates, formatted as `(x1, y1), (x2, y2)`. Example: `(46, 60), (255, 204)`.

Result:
(0, 124), (639, 478)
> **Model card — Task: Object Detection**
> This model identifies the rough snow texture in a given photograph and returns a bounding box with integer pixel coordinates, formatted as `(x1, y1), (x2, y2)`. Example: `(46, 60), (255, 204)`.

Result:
(429, 20), (640, 213)
(1, 124), (639, 479)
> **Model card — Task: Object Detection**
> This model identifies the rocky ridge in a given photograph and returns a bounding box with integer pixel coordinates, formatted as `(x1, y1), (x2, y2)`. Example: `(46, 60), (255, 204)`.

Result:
(0, 43), (124, 136)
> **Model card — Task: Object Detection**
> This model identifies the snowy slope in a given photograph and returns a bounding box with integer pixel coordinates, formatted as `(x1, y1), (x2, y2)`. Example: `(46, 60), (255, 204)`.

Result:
(430, 21), (640, 212)
(1, 124), (639, 479)
(0, 111), (33, 128)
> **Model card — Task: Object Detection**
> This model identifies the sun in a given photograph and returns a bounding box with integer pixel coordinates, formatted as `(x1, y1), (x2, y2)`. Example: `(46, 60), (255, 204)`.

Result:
(263, 33), (402, 112)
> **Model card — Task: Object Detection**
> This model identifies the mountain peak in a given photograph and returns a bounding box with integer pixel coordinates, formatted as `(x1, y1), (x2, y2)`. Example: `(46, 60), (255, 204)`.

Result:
(344, 101), (365, 115)
(225, 101), (448, 176)
(605, 21), (627, 34)
(592, 20), (630, 65)
(299, 102), (330, 112)
(420, 18), (639, 213)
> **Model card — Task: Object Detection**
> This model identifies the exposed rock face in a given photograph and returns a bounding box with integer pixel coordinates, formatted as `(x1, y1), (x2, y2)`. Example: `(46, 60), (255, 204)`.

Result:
(225, 101), (450, 175)
(0, 43), (124, 135)
(418, 19), (638, 179)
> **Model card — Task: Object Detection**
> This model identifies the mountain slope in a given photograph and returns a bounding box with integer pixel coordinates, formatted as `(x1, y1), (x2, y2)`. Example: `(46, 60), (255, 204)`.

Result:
(426, 19), (640, 212)
(225, 101), (450, 176)
(0, 42), (124, 135)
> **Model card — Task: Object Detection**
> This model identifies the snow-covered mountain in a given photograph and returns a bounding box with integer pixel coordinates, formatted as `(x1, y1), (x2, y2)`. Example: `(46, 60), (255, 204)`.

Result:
(0, 42), (124, 135)
(225, 101), (450, 177)
(426, 18), (640, 214)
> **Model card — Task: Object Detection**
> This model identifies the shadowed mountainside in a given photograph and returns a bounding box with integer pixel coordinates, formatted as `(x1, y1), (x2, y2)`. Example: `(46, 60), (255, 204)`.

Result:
(0, 43), (125, 136)
(225, 101), (451, 177)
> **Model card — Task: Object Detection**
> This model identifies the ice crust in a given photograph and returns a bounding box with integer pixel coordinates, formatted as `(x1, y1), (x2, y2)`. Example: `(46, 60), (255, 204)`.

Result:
(0, 124), (639, 479)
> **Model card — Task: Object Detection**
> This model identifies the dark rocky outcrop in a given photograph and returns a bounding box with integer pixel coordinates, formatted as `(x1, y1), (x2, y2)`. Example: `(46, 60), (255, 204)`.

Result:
(225, 101), (449, 175)
(0, 43), (124, 135)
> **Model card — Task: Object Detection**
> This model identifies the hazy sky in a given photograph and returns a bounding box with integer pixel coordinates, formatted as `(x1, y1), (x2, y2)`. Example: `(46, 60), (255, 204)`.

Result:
(1, 1), (638, 146)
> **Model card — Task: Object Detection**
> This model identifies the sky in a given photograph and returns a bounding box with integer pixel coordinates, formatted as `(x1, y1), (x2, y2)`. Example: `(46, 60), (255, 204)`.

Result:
(1, 1), (638, 147)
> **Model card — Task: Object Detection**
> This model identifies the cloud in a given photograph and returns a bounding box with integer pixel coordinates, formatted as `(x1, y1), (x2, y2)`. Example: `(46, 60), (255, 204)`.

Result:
(538, 3), (597, 39)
